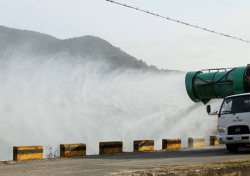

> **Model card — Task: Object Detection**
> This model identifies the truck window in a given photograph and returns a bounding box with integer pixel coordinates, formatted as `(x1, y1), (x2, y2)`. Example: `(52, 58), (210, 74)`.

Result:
(221, 95), (250, 114)
(220, 99), (232, 114)
(244, 99), (250, 109)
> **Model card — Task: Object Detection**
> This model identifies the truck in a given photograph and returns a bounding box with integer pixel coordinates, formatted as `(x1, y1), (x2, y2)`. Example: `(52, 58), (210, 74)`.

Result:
(207, 93), (250, 152)
(185, 65), (250, 152)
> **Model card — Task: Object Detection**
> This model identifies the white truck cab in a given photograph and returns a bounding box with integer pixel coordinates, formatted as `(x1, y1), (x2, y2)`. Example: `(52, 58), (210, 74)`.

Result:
(207, 93), (250, 152)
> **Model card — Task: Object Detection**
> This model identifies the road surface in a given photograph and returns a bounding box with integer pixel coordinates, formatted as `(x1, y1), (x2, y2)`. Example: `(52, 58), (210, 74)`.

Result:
(1, 146), (250, 176)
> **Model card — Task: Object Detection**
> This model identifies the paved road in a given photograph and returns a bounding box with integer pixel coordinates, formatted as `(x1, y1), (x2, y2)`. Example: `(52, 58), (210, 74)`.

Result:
(1, 146), (250, 176)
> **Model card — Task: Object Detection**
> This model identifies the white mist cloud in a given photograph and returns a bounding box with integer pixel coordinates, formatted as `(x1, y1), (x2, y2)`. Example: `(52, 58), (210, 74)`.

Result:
(0, 55), (218, 160)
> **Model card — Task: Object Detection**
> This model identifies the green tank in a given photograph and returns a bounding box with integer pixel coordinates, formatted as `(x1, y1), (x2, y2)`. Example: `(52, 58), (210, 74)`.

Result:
(185, 65), (250, 104)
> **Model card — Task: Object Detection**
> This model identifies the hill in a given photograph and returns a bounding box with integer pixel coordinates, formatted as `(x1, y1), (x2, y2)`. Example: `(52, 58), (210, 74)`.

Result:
(0, 26), (159, 71)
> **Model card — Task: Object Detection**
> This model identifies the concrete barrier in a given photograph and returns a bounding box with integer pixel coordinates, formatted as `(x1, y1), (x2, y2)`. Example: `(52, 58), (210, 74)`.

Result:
(13, 145), (43, 161)
(134, 140), (154, 152)
(210, 136), (221, 146)
(188, 137), (205, 148)
(60, 143), (86, 158)
(162, 139), (181, 150)
(99, 141), (123, 155)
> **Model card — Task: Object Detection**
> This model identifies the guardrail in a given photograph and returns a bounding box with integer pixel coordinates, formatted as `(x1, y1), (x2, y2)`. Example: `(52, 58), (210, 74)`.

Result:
(8, 136), (223, 161)
(134, 140), (154, 152)
(60, 143), (86, 158)
(188, 137), (206, 148)
(162, 139), (181, 150)
(99, 141), (123, 155)
(13, 145), (43, 161)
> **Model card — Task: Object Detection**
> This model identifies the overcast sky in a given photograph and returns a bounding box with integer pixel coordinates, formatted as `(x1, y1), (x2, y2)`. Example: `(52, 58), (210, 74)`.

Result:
(1, 0), (250, 71)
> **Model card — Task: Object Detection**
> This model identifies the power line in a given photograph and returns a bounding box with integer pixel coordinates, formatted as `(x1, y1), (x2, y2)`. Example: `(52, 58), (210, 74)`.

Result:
(105, 0), (250, 44)
(220, 0), (250, 15)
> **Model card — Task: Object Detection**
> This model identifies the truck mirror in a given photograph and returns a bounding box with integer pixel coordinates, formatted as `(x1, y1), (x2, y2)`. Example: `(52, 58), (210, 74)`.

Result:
(206, 105), (211, 114)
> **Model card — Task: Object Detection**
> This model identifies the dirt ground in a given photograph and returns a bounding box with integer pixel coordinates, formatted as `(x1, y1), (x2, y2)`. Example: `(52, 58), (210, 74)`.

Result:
(112, 160), (250, 176)
(3, 159), (250, 176)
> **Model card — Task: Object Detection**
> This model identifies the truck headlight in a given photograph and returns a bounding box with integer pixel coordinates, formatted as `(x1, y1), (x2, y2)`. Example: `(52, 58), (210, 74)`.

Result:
(217, 126), (226, 133)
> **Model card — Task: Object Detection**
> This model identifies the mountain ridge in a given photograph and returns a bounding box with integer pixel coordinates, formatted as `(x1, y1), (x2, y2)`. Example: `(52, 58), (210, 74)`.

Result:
(0, 26), (178, 72)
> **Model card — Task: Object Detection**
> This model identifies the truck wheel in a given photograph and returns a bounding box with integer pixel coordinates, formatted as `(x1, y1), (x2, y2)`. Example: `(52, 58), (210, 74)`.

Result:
(226, 144), (239, 153)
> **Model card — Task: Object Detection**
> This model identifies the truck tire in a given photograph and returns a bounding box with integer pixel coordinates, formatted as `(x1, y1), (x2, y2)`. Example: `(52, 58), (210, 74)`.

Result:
(226, 144), (239, 153)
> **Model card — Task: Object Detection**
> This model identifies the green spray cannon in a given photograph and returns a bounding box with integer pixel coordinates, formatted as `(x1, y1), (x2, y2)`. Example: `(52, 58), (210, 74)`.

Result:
(185, 65), (250, 104)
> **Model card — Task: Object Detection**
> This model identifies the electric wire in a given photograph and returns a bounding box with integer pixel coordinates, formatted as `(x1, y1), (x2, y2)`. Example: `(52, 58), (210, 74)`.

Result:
(220, 0), (250, 15)
(105, 0), (250, 44)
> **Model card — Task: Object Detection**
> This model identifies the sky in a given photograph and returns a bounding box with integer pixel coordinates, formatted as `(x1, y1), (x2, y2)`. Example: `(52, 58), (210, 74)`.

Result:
(0, 0), (250, 71)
